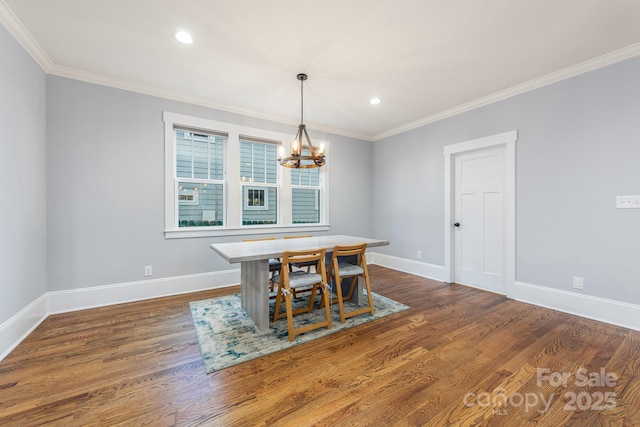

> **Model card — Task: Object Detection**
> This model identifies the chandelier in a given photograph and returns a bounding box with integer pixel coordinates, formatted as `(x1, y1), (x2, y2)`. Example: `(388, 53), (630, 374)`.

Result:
(278, 73), (325, 168)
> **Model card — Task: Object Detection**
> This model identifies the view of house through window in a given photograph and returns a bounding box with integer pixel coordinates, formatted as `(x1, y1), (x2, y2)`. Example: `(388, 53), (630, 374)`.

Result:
(291, 151), (321, 224)
(175, 128), (226, 227)
(240, 138), (279, 225)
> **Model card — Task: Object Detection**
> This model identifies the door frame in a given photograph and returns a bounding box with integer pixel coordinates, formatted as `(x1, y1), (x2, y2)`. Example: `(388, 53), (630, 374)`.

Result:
(443, 130), (517, 297)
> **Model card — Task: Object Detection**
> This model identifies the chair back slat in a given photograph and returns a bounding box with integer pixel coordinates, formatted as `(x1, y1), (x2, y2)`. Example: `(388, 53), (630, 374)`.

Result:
(332, 243), (367, 258)
(283, 248), (325, 266)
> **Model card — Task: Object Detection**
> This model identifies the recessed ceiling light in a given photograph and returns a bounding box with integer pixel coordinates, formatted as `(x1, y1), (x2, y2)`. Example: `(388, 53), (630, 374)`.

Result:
(370, 97), (381, 105)
(174, 30), (193, 44)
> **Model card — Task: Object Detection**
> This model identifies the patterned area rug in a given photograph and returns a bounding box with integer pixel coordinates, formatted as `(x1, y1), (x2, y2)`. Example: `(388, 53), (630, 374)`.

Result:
(190, 291), (409, 373)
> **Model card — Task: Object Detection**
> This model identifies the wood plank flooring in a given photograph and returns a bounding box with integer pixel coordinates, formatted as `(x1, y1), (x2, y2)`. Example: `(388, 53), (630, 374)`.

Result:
(1, 265), (639, 426)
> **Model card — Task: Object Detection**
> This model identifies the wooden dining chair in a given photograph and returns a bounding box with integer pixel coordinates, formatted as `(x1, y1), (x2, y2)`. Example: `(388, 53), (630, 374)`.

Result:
(271, 247), (332, 341)
(326, 243), (374, 323)
(243, 237), (281, 294)
(283, 235), (315, 296)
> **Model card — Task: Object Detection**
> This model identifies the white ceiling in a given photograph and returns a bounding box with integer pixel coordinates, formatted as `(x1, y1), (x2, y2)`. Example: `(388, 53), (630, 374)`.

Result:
(2, 0), (640, 140)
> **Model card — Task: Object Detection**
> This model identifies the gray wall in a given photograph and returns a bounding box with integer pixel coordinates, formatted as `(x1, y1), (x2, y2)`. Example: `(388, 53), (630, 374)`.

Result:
(6, 15), (638, 322)
(0, 27), (47, 324)
(373, 56), (640, 304)
(45, 76), (373, 291)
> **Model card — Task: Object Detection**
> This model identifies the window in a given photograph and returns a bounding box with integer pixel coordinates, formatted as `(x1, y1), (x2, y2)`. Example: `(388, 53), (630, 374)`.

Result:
(175, 128), (226, 227)
(240, 138), (279, 225)
(163, 112), (329, 238)
(291, 150), (321, 224)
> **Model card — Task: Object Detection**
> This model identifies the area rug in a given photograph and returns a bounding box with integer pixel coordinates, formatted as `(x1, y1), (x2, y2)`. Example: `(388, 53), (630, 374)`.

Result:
(190, 291), (409, 373)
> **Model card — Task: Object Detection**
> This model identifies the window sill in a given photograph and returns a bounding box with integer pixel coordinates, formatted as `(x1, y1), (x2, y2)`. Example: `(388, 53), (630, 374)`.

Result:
(164, 224), (330, 239)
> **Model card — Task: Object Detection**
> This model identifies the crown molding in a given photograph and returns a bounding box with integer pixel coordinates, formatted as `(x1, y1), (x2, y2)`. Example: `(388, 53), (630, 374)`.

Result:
(49, 42), (640, 143)
(47, 64), (372, 142)
(2, 1), (638, 143)
(0, 1), (369, 142)
(373, 43), (640, 141)
(0, 0), (53, 71)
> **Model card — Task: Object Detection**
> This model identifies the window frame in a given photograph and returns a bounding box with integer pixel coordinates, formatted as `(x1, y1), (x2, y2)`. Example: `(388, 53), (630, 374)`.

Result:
(240, 137), (279, 224)
(174, 128), (226, 229)
(163, 111), (330, 239)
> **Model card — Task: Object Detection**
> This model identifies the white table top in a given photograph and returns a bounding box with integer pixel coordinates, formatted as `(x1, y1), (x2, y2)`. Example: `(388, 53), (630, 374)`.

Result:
(210, 234), (389, 263)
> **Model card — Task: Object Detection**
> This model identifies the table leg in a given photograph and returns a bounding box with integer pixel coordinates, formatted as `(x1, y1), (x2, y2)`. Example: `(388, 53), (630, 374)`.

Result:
(240, 259), (270, 331)
(353, 276), (363, 305)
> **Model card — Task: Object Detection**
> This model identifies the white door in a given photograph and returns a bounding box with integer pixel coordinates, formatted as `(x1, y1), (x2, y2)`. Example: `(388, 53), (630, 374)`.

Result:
(454, 146), (505, 293)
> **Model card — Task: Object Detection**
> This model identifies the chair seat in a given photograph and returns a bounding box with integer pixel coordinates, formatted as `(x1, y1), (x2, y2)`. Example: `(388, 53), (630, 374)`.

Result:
(336, 262), (364, 277)
(269, 259), (282, 270)
(273, 271), (323, 288)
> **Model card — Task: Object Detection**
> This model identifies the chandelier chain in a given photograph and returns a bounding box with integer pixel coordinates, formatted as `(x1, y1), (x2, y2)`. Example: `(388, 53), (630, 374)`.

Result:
(300, 77), (304, 125)
(277, 73), (325, 168)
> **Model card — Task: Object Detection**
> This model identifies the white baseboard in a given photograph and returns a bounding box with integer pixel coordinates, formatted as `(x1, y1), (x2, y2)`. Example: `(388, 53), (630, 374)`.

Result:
(514, 281), (640, 331)
(368, 252), (445, 282)
(370, 252), (640, 331)
(0, 293), (48, 361)
(0, 269), (241, 362)
(4, 263), (638, 363)
(48, 269), (241, 314)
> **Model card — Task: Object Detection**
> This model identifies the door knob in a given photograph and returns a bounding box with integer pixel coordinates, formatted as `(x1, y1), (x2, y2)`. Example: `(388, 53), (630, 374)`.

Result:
(454, 222), (460, 227)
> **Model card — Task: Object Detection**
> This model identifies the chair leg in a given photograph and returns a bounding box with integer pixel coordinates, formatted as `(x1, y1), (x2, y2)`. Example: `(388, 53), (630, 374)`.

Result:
(334, 276), (347, 324)
(335, 274), (375, 323)
(363, 272), (375, 316)
(306, 285), (318, 313)
(317, 282), (331, 309)
(272, 286), (284, 322)
(284, 290), (296, 342)
(321, 284), (332, 331)
(283, 284), (331, 342)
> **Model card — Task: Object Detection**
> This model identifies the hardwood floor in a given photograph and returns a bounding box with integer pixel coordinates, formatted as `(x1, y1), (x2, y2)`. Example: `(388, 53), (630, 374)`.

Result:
(1, 265), (639, 426)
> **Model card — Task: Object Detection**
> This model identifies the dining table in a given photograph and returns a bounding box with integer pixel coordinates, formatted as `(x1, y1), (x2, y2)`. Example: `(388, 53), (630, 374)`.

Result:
(210, 234), (390, 331)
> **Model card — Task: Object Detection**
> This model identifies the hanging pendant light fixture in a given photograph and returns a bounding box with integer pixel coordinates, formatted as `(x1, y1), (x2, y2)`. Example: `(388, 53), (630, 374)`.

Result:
(277, 73), (325, 168)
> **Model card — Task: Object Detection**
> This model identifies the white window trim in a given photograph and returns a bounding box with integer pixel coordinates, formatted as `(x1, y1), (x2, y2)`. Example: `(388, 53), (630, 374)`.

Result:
(163, 111), (330, 239)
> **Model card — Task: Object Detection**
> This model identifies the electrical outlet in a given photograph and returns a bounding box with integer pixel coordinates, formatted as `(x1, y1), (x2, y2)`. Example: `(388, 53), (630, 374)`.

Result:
(144, 266), (153, 277)
(416, 250), (422, 259)
(572, 276), (583, 290)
